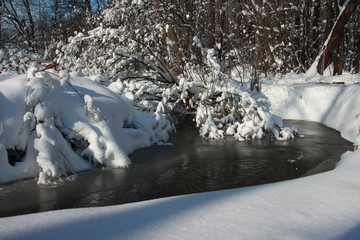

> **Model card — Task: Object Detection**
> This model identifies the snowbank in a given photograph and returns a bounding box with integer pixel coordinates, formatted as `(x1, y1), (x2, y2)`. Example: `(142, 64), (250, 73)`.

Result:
(0, 71), (172, 184)
(262, 72), (360, 143)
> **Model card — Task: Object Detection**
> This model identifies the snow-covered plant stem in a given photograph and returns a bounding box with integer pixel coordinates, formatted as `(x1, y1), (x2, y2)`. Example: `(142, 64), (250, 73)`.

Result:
(25, 69), (86, 183)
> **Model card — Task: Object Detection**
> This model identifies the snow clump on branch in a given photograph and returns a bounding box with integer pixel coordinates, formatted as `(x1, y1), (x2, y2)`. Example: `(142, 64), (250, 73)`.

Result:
(175, 65), (297, 141)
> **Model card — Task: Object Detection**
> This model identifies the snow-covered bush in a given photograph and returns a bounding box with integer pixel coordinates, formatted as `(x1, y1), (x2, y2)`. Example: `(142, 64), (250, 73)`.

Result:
(169, 65), (297, 141)
(158, 38), (297, 141)
(56, 26), (177, 84)
(0, 68), (173, 184)
(0, 47), (43, 74)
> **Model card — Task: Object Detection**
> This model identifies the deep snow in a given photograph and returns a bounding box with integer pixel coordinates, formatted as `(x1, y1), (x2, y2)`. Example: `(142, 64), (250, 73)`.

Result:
(262, 72), (360, 143)
(0, 72), (359, 239)
(0, 70), (172, 184)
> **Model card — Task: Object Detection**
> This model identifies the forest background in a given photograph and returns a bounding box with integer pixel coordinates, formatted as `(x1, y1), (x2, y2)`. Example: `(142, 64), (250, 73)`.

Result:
(0, 0), (359, 81)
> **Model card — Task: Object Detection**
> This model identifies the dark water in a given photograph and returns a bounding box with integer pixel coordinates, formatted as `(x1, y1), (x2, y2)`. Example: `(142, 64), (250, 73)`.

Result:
(0, 120), (353, 218)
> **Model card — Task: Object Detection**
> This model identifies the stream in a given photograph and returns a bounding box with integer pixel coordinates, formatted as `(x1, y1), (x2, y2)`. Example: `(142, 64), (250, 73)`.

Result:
(0, 120), (353, 217)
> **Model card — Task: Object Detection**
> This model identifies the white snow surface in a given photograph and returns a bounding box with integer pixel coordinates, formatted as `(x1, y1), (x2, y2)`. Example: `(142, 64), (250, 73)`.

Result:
(1, 72), (360, 239)
(262, 72), (360, 142)
(0, 71), (172, 184)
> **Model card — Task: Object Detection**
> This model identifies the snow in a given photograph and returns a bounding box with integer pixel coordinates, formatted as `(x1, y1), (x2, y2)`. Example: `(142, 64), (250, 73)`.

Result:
(0, 70), (173, 184)
(262, 72), (360, 142)
(0, 71), (360, 239)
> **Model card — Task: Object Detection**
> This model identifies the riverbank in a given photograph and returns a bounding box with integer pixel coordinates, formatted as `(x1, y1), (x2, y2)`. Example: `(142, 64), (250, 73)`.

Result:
(0, 72), (359, 240)
(261, 72), (360, 143)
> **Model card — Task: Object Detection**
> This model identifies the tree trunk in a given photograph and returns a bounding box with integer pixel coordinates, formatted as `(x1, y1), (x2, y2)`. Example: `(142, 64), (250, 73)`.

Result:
(218, 0), (227, 60)
(208, 0), (216, 49)
(333, 34), (345, 75)
(316, 0), (360, 74)
(162, 5), (184, 76)
(301, 0), (310, 69)
(166, 23), (183, 75)
(352, 37), (360, 73)
(23, 0), (35, 43)
(311, 0), (322, 52)
(325, 0), (335, 37)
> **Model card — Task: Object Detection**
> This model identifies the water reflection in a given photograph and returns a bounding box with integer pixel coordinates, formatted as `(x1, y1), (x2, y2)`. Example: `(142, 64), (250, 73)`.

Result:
(0, 120), (353, 217)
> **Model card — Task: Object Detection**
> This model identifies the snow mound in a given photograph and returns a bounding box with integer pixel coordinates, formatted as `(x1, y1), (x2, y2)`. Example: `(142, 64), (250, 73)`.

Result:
(0, 69), (173, 184)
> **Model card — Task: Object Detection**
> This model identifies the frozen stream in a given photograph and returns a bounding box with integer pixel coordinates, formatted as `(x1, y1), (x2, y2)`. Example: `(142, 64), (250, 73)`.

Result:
(0, 120), (352, 217)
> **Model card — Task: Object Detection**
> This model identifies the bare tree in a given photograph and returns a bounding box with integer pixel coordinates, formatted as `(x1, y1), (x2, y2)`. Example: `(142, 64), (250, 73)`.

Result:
(2, 0), (30, 46)
(316, 0), (360, 75)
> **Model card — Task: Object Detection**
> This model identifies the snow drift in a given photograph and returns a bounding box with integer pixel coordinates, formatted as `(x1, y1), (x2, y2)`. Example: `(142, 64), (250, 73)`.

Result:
(0, 70), (172, 184)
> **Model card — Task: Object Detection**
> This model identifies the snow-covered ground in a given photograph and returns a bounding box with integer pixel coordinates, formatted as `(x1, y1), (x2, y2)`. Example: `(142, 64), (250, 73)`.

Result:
(262, 72), (360, 143)
(0, 72), (359, 239)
